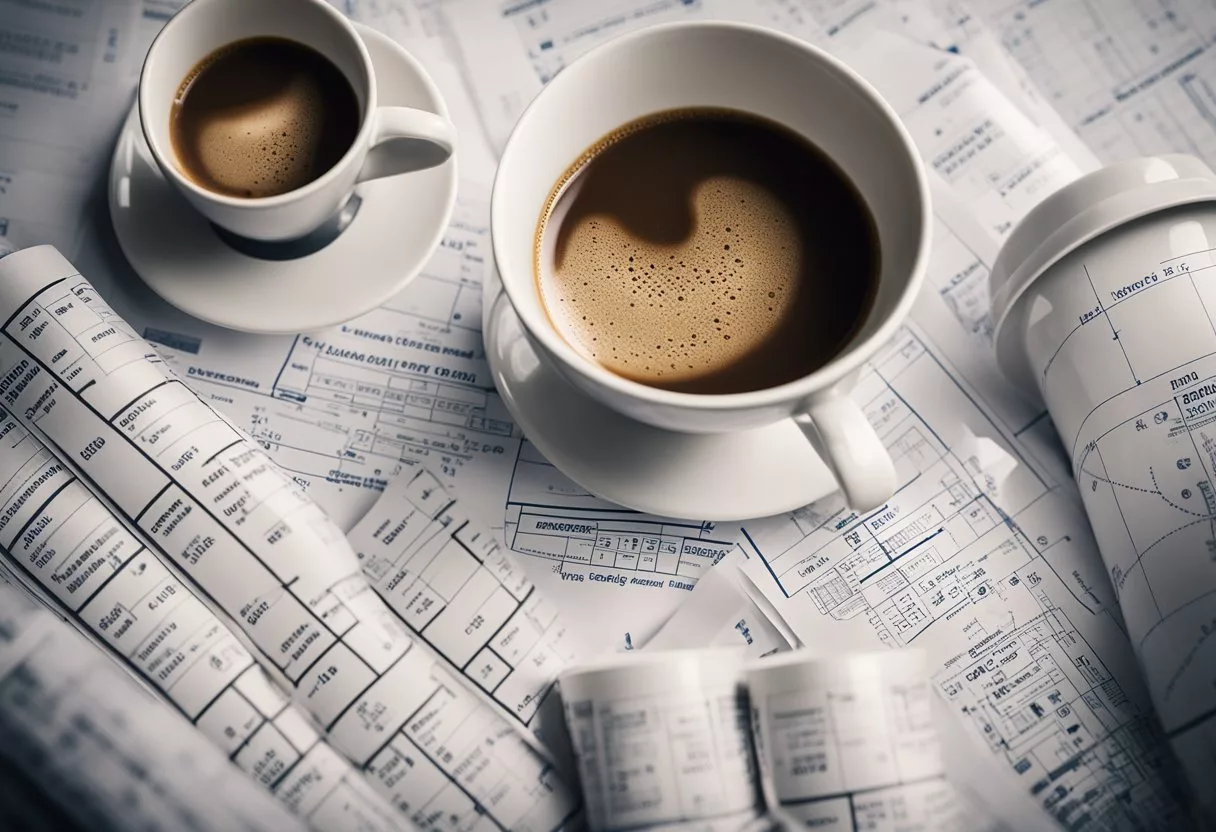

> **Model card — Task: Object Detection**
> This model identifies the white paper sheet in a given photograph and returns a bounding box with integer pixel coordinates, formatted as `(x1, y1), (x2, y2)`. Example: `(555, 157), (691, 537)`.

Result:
(503, 445), (739, 652)
(0, 0), (140, 253)
(962, 0), (1216, 169)
(837, 32), (1083, 241)
(0, 578), (308, 832)
(643, 548), (791, 658)
(0, 245), (582, 832)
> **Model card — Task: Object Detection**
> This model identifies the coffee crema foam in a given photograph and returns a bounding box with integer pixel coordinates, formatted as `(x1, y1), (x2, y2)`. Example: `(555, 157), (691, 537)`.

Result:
(546, 179), (799, 382)
(183, 78), (326, 195)
(171, 37), (359, 199)
(535, 108), (879, 395)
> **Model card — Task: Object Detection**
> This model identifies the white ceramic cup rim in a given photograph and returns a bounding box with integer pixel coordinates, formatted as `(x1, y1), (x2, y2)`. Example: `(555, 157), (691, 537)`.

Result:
(138, 0), (377, 210)
(492, 20), (931, 413)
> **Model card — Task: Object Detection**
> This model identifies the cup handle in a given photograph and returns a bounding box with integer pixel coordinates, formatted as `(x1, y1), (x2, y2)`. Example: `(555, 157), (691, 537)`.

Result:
(356, 106), (456, 183)
(794, 388), (895, 512)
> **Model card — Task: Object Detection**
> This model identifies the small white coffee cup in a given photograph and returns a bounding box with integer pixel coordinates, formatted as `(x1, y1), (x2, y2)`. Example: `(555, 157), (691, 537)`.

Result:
(139, 0), (455, 242)
(491, 22), (930, 512)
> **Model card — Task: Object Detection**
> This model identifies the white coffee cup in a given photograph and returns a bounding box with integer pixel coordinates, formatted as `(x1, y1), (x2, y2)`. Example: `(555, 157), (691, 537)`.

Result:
(139, 0), (455, 242)
(491, 22), (930, 512)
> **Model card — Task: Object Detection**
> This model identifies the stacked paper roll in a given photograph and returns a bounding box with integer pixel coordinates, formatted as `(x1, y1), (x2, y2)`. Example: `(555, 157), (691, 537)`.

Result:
(559, 647), (975, 832)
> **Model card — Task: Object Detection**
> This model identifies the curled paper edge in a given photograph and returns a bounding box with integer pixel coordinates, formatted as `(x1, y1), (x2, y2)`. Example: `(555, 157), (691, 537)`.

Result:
(642, 548), (796, 657)
(953, 425), (1019, 500)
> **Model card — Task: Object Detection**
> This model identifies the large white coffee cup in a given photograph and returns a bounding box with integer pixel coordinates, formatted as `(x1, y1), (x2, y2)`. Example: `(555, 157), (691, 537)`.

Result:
(139, 0), (455, 242)
(491, 22), (929, 512)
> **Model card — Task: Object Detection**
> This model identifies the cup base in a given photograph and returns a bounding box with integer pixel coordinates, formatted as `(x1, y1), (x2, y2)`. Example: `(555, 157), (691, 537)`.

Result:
(211, 192), (363, 261)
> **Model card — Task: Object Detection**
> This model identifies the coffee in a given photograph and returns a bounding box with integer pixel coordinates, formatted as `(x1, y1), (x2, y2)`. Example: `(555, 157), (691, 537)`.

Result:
(535, 108), (879, 395)
(170, 37), (359, 199)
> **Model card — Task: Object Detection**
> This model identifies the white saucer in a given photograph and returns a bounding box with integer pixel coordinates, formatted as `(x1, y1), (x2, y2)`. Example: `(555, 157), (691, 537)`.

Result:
(108, 24), (457, 334)
(482, 271), (839, 521)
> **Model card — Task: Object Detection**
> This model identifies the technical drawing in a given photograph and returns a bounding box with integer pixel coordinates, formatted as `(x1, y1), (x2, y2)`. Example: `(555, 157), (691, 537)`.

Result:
(738, 324), (1188, 831)
(504, 441), (734, 590)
